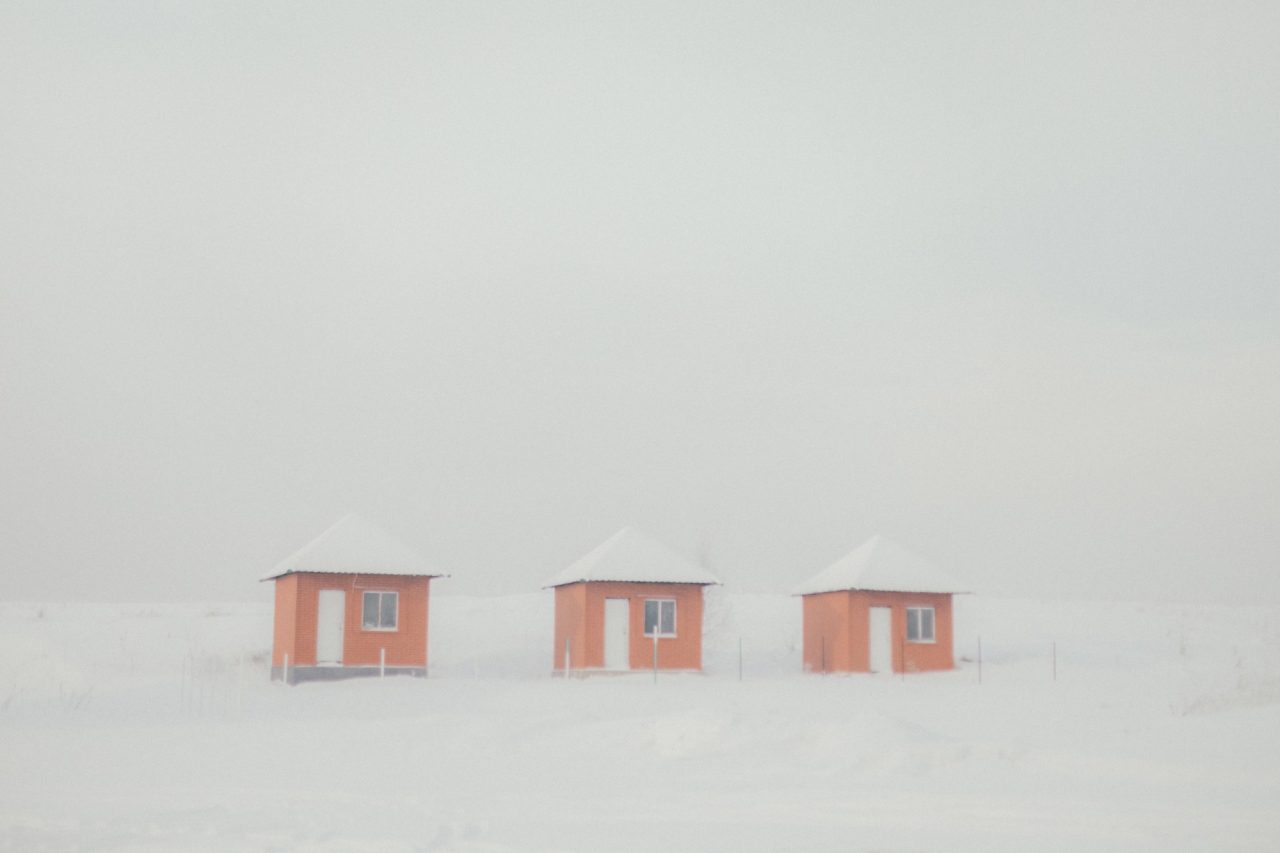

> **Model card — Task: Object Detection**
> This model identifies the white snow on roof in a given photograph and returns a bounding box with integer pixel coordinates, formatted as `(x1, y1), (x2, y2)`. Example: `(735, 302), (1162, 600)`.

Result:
(543, 527), (721, 588)
(262, 514), (446, 581)
(792, 534), (969, 596)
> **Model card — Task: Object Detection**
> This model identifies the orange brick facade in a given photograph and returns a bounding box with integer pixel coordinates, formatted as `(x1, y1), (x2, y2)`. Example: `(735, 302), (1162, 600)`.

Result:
(270, 573), (433, 676)
(553, 581), (706, 672)
(802, 590), (954, 673)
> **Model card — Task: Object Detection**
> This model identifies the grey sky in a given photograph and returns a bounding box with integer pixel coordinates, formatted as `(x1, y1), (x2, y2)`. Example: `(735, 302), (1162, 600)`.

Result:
(2, 2), (1277, 604)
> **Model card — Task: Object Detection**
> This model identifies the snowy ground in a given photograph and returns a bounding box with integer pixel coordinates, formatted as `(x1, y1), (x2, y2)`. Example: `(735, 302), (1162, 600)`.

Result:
(2, 592), (1278, 852)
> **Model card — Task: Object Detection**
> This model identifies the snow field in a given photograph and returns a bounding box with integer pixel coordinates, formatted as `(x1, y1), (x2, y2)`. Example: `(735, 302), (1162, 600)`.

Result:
(1, 594), (1278, 851)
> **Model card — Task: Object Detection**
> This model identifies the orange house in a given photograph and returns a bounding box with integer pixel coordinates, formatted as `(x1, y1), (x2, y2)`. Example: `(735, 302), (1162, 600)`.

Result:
(263, 514), (446, 684)
(795, 535), (968, 675)
(547, 528), (720, 674)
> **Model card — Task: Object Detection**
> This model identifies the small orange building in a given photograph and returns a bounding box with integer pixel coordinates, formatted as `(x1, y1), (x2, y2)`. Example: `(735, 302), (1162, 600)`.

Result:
(263, 514), (446, 684)
(546, 528), (720, 674)
(795, 535), (967, 675)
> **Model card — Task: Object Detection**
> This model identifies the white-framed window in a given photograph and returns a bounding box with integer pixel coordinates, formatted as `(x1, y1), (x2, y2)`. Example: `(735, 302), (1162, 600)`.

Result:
(643, 599), (676, 637)
(906, 606), (935, 643)
(362, 590), (398, 631)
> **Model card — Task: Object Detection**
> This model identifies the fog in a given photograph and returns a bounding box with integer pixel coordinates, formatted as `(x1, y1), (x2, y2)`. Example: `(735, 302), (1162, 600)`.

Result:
(2, 2), (1277, 604)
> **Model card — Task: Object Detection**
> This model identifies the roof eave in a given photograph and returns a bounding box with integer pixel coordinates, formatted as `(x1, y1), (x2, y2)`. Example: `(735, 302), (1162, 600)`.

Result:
(543, 577), (720, 590)
(262, 569), (450, 583)
(794, 586), (971, 597)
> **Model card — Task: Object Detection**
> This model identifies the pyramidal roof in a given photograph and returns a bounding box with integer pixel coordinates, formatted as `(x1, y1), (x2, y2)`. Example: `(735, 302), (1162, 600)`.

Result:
(543, 527), (721, 588)
(792, 534), (968, 596)
(262, 514), (446, 581)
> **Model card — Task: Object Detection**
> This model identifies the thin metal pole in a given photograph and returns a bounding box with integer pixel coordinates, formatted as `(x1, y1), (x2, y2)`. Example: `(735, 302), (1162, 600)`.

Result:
(284, 653), (290, 687)
(564, 637), (571, 677)
(380, 648), (386, 678)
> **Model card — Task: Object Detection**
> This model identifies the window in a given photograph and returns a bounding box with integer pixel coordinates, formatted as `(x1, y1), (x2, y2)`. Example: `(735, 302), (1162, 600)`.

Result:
(906, 606), (935, 643)
(643, 599), (676, 637)
(362, 591), (398, 630)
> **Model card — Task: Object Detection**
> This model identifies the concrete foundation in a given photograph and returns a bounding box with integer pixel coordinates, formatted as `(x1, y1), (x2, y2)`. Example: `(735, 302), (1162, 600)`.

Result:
(270, 665), (426, 684)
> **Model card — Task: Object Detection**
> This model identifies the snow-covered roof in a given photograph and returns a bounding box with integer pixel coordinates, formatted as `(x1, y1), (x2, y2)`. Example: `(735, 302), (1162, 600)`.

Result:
(543, 527), (721, 588)
(262, 514), (447, 581)
(792, 534), (969, 596)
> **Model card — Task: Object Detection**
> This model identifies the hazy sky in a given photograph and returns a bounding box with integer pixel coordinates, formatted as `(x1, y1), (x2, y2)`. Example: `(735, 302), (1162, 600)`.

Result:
(3, 2), (1278, 604)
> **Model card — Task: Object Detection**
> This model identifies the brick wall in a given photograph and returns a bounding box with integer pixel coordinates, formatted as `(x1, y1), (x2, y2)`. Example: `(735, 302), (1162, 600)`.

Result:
(802, 590), (851, 672)
(803, 590), (955, 673)
(271, 572), (433, 668)
(553, 581), (707, 671)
